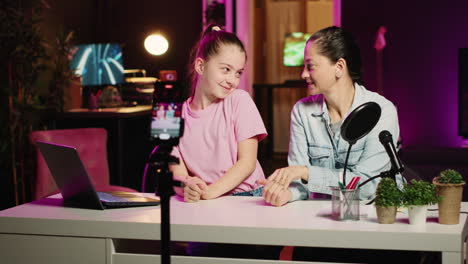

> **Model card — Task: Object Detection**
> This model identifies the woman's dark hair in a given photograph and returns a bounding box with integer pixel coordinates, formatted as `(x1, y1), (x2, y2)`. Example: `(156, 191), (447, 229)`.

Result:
(187, 24), (246, 96)
(308, 26), (363, 85)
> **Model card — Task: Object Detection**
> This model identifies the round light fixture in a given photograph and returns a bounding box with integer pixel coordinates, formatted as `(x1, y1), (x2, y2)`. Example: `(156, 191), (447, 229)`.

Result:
(144, 34), (169, 56)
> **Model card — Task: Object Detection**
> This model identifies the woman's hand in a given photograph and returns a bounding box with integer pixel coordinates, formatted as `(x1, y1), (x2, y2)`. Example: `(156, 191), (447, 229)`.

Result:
(257, 166), (308, 207)
(267, 165), (308, 187)
(183, 176), (208, 203)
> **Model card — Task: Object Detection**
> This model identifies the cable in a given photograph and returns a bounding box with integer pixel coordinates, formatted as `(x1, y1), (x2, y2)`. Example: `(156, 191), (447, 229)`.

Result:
(141, 145), (159, 191)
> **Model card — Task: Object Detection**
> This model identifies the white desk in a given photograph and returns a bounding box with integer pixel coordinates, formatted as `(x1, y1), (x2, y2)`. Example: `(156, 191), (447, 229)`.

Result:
(1, 195), (467, 264)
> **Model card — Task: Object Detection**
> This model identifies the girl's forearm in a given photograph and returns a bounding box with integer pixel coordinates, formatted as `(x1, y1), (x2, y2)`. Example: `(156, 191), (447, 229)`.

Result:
(202, 138), (259, 200)
(174, 186), (184, 197)
(202, 158), (256, 199)
(169, 162), (190, 198)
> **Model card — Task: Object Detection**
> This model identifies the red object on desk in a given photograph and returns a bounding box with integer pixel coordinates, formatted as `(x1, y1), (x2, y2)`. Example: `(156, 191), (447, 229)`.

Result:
(346, 176), (361, 190)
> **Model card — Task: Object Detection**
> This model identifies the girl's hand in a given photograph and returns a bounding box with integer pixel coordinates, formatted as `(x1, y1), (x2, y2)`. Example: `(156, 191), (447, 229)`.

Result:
(200, 185), (214, 200)
(261, 181), (292, 206)
(183, 176), (208, 203)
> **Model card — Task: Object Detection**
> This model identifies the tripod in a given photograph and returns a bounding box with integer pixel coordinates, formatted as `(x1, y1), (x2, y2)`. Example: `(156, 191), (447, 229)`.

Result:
(148, 143), (181, 264)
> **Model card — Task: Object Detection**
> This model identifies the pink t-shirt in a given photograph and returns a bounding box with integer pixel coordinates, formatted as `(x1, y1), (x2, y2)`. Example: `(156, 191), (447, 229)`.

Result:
(172, 89), (267, 194)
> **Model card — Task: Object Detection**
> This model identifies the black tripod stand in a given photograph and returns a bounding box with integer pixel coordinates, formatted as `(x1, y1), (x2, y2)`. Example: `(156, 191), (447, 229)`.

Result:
(148, 143), (181, 264)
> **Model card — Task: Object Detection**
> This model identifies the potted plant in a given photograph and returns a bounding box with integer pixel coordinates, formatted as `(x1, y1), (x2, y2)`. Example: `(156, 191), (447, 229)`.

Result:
(402, 179), (439, 225)
(433, 169), (465, 224)
(375, 177), (402, 224)
(44, 28), (79, 112)
(0, 0), (50, 207)
(0, 1), (76, 208)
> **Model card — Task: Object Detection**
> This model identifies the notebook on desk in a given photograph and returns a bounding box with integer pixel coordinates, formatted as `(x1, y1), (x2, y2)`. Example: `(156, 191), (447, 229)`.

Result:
(36, 141), (160, 210)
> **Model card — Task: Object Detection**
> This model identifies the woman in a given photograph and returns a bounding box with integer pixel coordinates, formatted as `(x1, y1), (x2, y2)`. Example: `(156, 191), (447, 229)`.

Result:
(261, 26), (400, 207)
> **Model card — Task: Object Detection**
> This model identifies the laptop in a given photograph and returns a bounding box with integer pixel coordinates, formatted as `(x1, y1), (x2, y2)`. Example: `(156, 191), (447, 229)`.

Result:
(36, 141), (160, 210)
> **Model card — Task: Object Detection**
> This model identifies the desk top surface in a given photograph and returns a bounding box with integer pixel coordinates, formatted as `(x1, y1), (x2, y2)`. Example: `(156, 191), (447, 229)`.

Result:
(62, 105), (152, 118)
(1, 195), (467, 251)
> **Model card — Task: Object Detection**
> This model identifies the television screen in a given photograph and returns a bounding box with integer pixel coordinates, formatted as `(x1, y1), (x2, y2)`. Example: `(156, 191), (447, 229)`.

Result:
(459, 48), (468, 138)
(70, 43), (125, 86)
(283, 32), (311, 67)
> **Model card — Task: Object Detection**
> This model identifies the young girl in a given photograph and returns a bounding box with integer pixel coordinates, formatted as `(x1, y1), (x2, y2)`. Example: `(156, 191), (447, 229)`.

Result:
(170, 24), (267, 203)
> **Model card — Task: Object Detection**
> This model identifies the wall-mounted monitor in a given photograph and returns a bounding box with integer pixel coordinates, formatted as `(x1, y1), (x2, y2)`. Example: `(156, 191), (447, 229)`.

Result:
(283, 32), (311, 67)
(70, 43), (125, 86)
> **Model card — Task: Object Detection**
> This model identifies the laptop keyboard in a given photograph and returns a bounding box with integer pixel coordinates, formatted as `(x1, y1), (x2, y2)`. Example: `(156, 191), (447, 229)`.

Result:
(97, 192), (130, 202)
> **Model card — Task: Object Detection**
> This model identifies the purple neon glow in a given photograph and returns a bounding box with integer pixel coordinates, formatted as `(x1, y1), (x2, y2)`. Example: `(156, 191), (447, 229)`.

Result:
(343, 0), (468, 147)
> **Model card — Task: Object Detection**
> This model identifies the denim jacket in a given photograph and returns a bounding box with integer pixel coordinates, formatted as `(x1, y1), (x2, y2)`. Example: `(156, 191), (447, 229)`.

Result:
(288, 83), (400, 201)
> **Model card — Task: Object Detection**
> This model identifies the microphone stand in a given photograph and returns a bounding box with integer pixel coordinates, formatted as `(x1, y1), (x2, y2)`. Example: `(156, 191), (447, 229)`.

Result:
(360, 169), (398, 189)
(360, 167), (405, 205)
(149, 143), (181, 264)
(359, 130), (407, 204)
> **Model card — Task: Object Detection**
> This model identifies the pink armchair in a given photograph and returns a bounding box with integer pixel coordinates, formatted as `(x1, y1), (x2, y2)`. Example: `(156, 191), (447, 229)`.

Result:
(29, 128), (136, 200)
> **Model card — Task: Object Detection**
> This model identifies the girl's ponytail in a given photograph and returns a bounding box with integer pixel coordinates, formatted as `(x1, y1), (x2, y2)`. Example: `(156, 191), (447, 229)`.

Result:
(187, 24), (246, 97)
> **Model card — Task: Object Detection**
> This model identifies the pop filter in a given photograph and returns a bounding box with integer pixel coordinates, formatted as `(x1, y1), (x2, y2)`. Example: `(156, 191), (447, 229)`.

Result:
(341, 102), (381, 145)
(340, 102), (381, 185)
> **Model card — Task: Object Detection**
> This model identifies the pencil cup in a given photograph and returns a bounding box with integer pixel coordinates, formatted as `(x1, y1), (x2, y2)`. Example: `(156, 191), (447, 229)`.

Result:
(330, 187), (360, 221)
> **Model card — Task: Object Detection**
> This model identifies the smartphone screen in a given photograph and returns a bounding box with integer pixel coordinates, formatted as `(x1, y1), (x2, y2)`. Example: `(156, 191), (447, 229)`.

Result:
(150, 81), (184, 142)
(150, 102), (183, 140)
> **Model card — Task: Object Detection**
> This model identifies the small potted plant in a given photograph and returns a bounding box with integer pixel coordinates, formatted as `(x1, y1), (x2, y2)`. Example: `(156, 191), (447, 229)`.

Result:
(402, 179), (439, 225)
(375, 177), (402, 224)
(433, 169), (465, 224)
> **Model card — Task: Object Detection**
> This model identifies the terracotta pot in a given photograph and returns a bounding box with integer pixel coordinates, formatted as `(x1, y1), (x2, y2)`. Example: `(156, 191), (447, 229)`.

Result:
(433, 178), (465, 225)
(375, 206), (397, 224)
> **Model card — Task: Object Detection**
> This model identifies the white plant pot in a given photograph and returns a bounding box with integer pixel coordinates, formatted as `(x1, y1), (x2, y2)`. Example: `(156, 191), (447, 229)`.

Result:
(408, 205), (428, 225)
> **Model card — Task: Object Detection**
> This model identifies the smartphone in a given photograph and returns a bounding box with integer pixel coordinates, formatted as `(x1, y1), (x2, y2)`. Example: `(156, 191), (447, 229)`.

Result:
(150, 81), (184, 144)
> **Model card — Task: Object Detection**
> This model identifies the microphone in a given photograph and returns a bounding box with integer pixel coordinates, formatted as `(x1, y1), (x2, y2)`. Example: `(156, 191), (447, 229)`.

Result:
(379, 130), (404, 173)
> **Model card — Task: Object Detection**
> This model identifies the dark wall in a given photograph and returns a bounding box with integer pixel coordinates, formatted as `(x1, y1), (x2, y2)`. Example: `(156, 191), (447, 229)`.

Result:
(45, 0), (202, 82)
(342, 0), (468, 147)
(0, 0), (202, 209)
(103, 1), (202, 80)
(43, 1), (96, 44)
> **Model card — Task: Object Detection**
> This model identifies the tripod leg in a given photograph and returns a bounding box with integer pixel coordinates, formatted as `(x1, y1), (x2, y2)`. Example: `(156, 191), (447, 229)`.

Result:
(160, 194), (171, 264)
